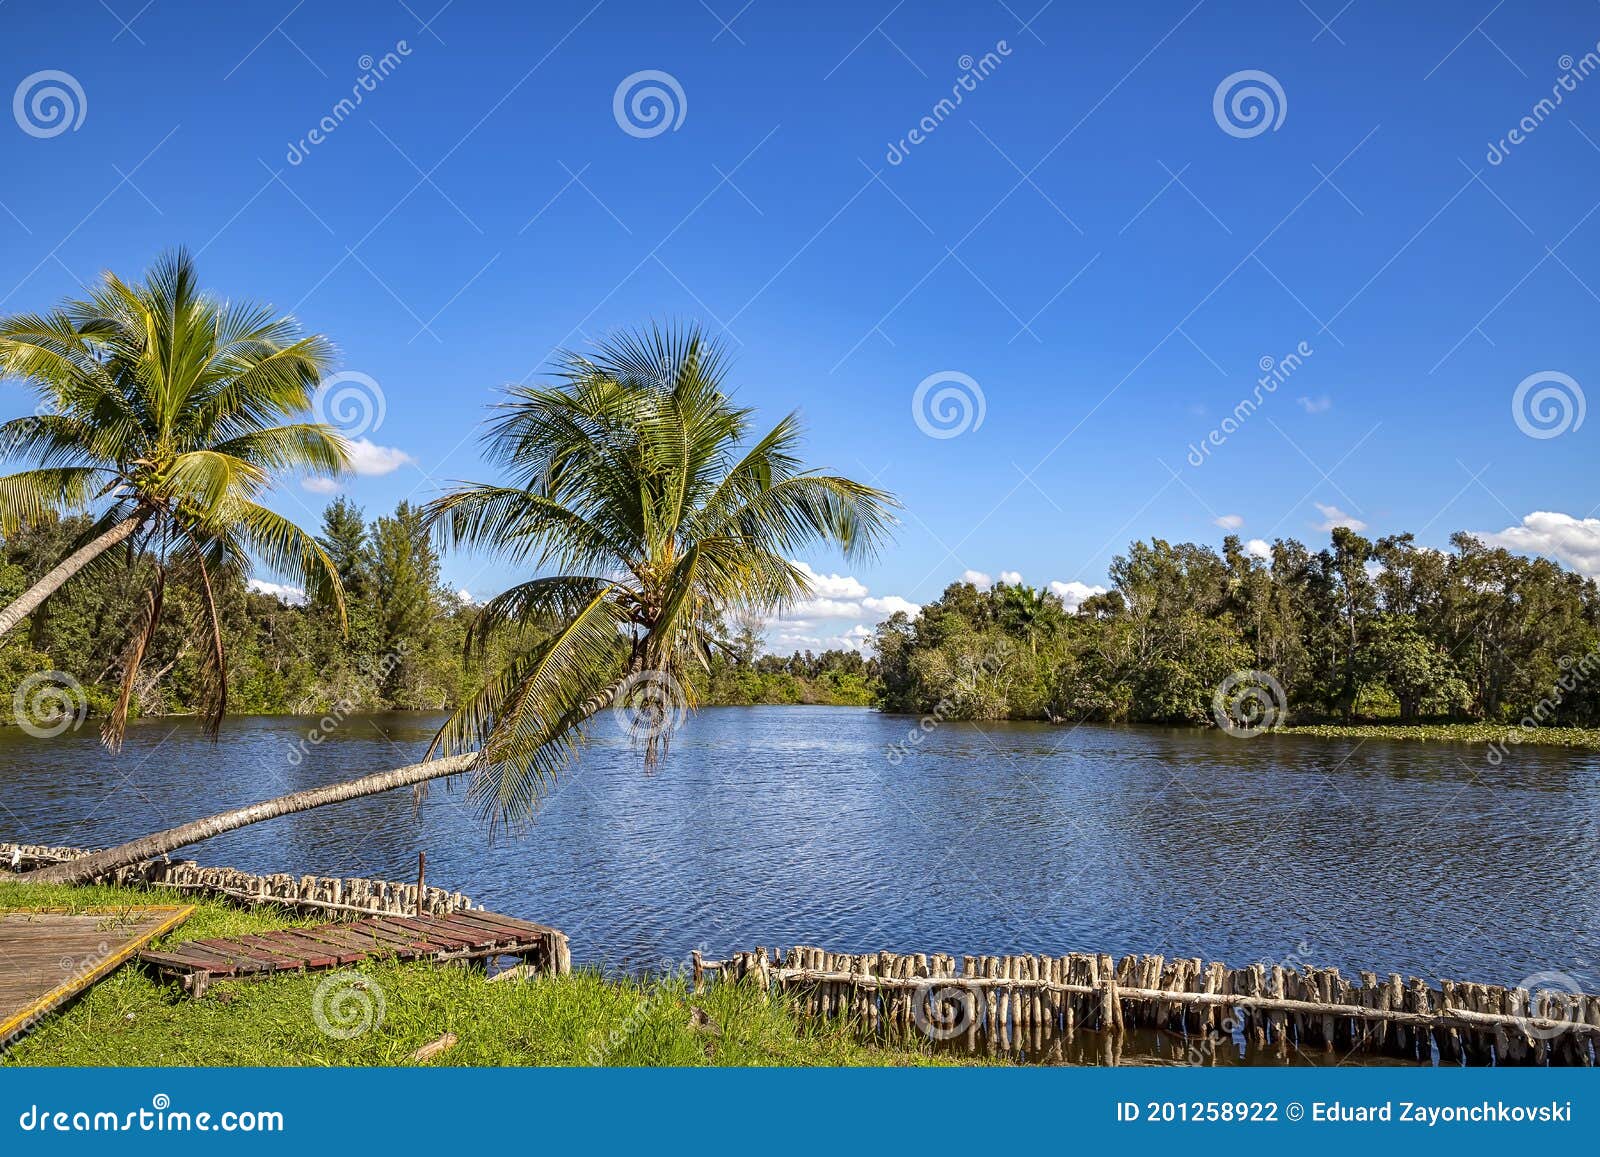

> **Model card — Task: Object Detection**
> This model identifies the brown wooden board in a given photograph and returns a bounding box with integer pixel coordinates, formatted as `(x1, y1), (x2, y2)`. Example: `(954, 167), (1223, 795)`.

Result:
(134, 910), (561, 990)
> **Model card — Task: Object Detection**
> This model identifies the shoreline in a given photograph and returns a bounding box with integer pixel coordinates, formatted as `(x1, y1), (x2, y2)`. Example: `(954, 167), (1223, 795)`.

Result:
(7, 708), (1597, 751)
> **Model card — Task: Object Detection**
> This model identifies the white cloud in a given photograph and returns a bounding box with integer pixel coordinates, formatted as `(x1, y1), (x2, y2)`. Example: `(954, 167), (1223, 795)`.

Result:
(1214, 514), (1244, 530)
(764, 560), (920, 653)
(998, 569), (1023, 585)
(1314, 502), (1367, 532)
(863, 594), (920, 617)
(248, 578), (307, 605)
(791, 560), (869, 600)
(454, 588), (476, 605)
(1245, 538), (1272, 560)
(1048, 580), (1108, 611)
(1297, 395), (1332, 414)
(1477, 511), (1600, 578)
(961, 569), (992, 589)
(346, 437), (415, 476)
(302, 477), (339, 495)
(769, 623), (876, 652)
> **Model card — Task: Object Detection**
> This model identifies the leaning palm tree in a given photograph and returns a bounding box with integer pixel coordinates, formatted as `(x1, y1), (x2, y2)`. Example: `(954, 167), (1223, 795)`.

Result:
(20, 324), (897, 886)
(0, 249), (350, 745)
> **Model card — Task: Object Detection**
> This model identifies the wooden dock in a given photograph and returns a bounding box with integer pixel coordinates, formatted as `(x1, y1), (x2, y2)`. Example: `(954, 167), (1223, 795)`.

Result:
(140, 910), (571, 997)
(699, 946), (1600, 1066)
(0, 906), (195, 1047)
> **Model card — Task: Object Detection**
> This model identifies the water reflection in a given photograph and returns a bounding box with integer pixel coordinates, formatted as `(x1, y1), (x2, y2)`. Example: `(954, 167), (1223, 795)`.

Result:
(2, 707), (1596, 992)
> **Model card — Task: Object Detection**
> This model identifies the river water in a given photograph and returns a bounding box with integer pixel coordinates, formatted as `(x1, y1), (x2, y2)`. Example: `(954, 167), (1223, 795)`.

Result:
(3, 706), (1596, 995)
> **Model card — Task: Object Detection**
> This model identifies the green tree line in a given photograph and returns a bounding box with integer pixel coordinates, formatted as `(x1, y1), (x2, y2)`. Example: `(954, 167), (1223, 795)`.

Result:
(875, 528), (1600, 727)
(0, 499), (878, 721)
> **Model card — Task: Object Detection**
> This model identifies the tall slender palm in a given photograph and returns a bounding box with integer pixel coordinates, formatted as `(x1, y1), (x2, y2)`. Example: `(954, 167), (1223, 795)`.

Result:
(0, 249), (350, 744)
(21, 324), (898, 886)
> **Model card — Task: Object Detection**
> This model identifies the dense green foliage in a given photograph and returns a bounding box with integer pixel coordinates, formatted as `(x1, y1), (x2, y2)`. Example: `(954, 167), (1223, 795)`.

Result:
(877, 528), (1600, 729)
(0, 503), (485, 719)
(0, 502), (881, 722)
(0, 251), (350, 743)
(0, 883), (967, 1067)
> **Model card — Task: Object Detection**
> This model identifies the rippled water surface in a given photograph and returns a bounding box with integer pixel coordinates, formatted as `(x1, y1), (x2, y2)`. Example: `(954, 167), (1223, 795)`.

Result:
(3, 707), (1596, 988)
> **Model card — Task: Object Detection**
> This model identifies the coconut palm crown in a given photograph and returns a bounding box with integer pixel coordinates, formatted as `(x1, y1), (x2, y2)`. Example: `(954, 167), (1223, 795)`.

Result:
(425, 324), (898, 828)
(0, 248), (350, 744)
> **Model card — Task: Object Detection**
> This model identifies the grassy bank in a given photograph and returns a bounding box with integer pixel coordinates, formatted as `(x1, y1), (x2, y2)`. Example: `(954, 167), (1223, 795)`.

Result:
(0, 883), (967, 1067)
(1277, 722), (1600, 748)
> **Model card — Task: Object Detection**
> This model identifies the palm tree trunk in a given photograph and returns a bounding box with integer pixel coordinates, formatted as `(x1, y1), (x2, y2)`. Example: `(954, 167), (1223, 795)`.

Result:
(18, 753), (479, 886)
(0, 511), (147, 639)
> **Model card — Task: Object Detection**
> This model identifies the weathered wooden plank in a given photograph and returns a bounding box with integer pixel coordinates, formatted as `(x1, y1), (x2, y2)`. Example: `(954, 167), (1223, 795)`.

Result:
(2, 907), (194, 1046)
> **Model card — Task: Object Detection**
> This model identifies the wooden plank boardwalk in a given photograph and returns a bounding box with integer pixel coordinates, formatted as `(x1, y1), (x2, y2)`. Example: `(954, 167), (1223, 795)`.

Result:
(140, 910), (570, 997)
(1, 906), (195, 1046)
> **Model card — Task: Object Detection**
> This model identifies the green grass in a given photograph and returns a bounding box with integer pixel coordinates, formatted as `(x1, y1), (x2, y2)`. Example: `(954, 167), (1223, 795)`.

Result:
(0, 883), (974, 1067)
(1277, 722), (1600, 748)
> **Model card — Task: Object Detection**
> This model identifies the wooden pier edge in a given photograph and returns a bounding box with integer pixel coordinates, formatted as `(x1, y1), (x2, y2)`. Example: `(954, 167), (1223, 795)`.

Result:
(0, 905), (195, 1046)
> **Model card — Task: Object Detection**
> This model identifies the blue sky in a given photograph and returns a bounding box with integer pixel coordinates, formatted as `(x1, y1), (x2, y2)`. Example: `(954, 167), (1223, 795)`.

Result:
(2, 0), (1597, 650)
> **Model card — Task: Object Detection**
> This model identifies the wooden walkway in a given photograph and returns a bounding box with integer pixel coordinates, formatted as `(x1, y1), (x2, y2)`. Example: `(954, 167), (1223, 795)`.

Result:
(140, 910), (570, 997)
(1, 906), (195, 1046)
